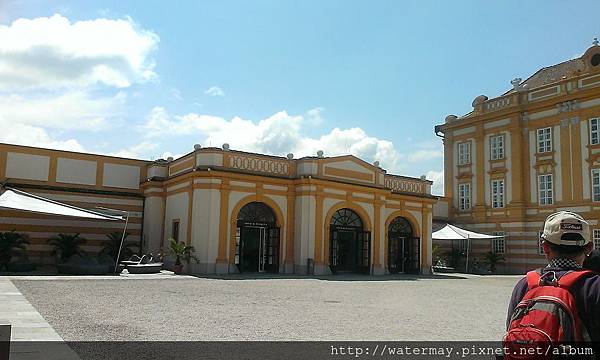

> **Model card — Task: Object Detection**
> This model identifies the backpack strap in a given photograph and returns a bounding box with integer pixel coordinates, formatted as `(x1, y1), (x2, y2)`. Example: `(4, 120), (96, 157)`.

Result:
(558, 270), (594, 290)
(526, 270), (542, 289)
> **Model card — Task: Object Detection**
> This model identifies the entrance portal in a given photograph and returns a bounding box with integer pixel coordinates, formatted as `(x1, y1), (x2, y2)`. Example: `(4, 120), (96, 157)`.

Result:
(387, 217), (420, 274)
(329, 208), (371, 274)
(234, 202), (280, 273)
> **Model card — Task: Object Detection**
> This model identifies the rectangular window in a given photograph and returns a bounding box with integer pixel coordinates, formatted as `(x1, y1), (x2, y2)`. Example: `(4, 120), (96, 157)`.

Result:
(490, 135), (505, 160)
(458, 183), (471, 210)
(591, 118), (600, 145)
(537, 127), (552, 153)
(491, 179), (505, 208)
(594, 229), (600, 251)
(539, 174), (554, 205)
(539, 231), (545, 255)
(172, 220), (180, 241)
(592, 169), (600, 202)
(492, 231), (506, 254)
(458, 141), (471, 165)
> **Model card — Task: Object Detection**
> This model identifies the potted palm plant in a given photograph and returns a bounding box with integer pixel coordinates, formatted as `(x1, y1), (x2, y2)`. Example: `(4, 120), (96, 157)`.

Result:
(48, 233), (86, 263)
(483, 251), (505, 273)
(100, 231), (138, 261)
(169, 238), (197, 274)
(49, 233), (113, 275)
(0, 231), (34, 271)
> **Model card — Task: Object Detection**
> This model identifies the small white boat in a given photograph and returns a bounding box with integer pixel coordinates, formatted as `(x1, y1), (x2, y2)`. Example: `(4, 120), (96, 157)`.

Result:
(125, 262), (163, 274)
(119, 254), (163, 274)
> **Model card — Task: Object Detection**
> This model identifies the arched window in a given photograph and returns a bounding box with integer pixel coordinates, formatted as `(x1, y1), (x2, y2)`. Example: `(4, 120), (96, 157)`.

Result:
(592, 53), (600, 67)
(388, 217), (413, 235)
(330, 208), (363, 228)
(237, 202), (276, 224)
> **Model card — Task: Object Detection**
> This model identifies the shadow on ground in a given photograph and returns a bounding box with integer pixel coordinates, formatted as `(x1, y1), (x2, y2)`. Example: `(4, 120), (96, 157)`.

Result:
(190, 272), (470, 281)
(1, 264), (477, 281)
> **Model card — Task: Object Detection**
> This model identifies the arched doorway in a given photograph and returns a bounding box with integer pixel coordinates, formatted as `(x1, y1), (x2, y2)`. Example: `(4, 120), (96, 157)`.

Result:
(329, 208), (371, 274)
(234, 202), (280, 273)
(387, 217), (420, 274)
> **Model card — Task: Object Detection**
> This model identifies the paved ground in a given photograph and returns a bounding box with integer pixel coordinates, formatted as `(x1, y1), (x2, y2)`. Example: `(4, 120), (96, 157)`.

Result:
(0, 278), (80, 360)
(11, 273), (522, 341)
(0, 278), (62, 341)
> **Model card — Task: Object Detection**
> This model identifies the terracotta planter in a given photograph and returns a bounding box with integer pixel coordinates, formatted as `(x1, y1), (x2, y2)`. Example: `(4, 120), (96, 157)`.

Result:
(173, 263), (183, 275)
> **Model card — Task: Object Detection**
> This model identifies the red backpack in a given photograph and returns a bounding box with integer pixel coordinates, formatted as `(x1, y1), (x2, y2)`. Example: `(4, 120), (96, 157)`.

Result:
(503, 270), (592, 359)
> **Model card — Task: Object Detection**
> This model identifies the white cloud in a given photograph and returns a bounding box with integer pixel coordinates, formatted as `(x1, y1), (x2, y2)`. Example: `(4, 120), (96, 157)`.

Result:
(0, 14), (159, 90)
(426, 170), (444, 196)
(159, 151), (184, 161)
(108, 141), (157, 159)
(0, 90), (124, 130)
(204, 86), (225, 97)
(0, 108), (158, 158)
(142, 107), (405, 172)
(0, 116), (85, 152)
(306, 107), (324, 125)
(407, 149), (443, 162)
(0, 14), (160, 158)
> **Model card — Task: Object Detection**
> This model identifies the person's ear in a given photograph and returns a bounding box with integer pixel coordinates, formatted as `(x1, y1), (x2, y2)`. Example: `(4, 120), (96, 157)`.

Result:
(543, 241), (551, 254)
(584, 242), (594, 255)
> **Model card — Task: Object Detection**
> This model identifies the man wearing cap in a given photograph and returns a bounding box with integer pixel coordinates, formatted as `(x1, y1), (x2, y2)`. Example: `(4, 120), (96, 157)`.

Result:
(506, 211), (600, 341)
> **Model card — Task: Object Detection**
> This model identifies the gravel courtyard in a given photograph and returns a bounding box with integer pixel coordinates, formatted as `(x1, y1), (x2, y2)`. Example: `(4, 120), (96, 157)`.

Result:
(13, 274), (521, 341)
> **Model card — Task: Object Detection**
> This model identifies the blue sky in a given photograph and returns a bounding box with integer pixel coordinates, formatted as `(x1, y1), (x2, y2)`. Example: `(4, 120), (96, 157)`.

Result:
(1, 0), (599, 194)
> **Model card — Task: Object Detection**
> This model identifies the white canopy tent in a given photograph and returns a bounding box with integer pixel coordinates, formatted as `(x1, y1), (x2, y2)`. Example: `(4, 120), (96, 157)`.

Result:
(0, 187), (129, 273)
(432, 224), (502, 272)
(0, 188), (124, 221)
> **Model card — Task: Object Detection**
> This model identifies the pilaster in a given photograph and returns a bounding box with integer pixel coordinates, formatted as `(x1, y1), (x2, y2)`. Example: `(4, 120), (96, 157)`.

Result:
(372, 198), (383, 270)
(216, 180), (231, 270)
(421, 206), (432, 275)
(314, 186), (324, 265)
(509, 119), (524, 204)
(0, 151), (6, 181)
(443, 134), (454, 199)
(186, 186), (194, 245)
(560, 119), (572, 202)
(475, 124), (485, 207)
(571, 117), (583, 202)
(285, 193), (295, 273)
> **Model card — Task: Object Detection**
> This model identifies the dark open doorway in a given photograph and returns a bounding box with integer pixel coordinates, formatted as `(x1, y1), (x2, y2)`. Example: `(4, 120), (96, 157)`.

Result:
(234, 202), (280, 273)
(387, 217), (420, 274)
(329, 208), (370, 274)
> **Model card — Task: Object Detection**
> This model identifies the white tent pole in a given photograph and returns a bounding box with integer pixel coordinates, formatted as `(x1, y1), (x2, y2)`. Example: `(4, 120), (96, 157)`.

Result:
(114, 212), (130, 275)
(465, 234), (470, 273)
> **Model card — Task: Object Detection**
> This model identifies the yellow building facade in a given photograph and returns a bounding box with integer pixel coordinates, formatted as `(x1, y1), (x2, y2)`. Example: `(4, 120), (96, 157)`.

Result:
(0, 143), (436, 275)
(436, 42), (600, 273)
